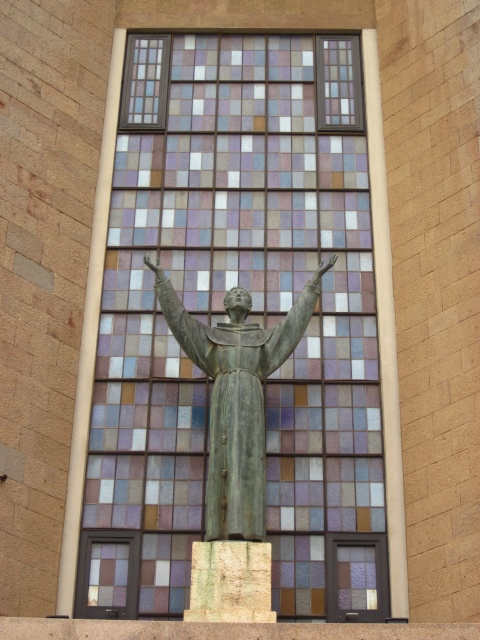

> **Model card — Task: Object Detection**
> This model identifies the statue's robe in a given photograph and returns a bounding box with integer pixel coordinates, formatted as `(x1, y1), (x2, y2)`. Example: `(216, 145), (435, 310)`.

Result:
(154, 279), (321, 541)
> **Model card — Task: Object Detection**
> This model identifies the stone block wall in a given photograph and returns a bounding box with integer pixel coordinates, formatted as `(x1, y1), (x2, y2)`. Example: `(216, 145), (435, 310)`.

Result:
(0, 0), (116, 617)
(375, 0), (480, 623)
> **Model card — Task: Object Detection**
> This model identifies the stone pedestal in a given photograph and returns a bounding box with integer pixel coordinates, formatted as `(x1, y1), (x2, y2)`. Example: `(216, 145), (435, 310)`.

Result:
(183, 541), (276, 623)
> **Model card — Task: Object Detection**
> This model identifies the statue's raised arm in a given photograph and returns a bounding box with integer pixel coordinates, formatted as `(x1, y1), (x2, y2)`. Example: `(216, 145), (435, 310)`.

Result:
(144, 253), (167, 284)
(310, 254), (338, 287)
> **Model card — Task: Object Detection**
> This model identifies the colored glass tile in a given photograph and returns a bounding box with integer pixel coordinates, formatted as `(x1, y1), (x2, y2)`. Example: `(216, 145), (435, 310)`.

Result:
(267, 136), (317, 189)
(88, 542), (130, 607)
(336, 546), (378, 610)
(89, 381), (149, 452)
(108, 191), (161, 247)
(139, 533), (201, 614)
(171, 35), (218, 81)
(127, 37), (165, 125)
(161, 191), (213, 247)
(102, 249), (157, 311)
(83, 455), (145, 528)
(326, 458), (385, 532)
(219, 34), (266, 81)
(149, 382), (207, 453)
(268, 84), (315, 132)
(324, 384), (382, 455)
(217, 83), (266, 132)
(320, 251), (375, 313)
(165, 134), (215, 188)
(168, 83), (217, 132)
(211, 250), (265, 311)
(213, 191), (265, 247)
(96, 314), (154, 380)
(113, 135), (164, 188)
(268, 35), (314, 82)
(144, 456), (205, 530)
(265, 383), (322, 455)
(319, 192), (372, 249)
(323, 316), (379, 380)
(216, 134), (265, 188)
(267, 192), (318, 248)
(318, 136), (368, 189)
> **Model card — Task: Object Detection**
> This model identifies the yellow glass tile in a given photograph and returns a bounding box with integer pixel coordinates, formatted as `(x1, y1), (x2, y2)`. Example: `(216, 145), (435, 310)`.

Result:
(180, 358), (194, 378)
(144, 505), (158, 529)
(294, 385), (308, 407)
(280, 588), (295, 615)
(280, 457), (295, 481)
(87, 585), (99, 607)
(331, 172), (344, 189)
(356, 507), (371, 532)
(253, 116), (265, 131)
(105, 250), (119, 269)
(311, 588), (325, 615)
(150, 170), (163, 188)
(121, 382), (135, 404)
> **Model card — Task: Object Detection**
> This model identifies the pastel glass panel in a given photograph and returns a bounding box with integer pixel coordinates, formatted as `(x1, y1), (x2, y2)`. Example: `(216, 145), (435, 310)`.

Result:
(268, 35), (314, 82)
(102, 249), (156, 311)
(216, 135), (265, 189)
(113, 135), (164, 188)
(153, 314), (208, 379)
(268, 84), (315, 133)
(219, 34), (266, 81)
(108, 191), (161, 247)
(168, 84), (216, 132)
(217, 84), (266, 132)
(83, 455), (145, 528)
(213, 191), (265, 247)
(320, 251), (375, 313)
(171, 35), (218, 82)
(266, 251), (318, 312)
(323, 316), (379, 381)
(89, 381), (149, 452)
(165, 135), (215, 188)
(336, 546), (378, 610)
(149, 382), (207, 453)
(211, 250), (265, 311)
(161, 191), (213, 247)
(139, 533), (201, 614)
(266, 316), (321, 380)
(319, 192), (372, 249)
(267, 136), (316, 189)
(267, 192), (318, 249)
(265, 384), (323, 455)
(158, 250), (211, 311)
(322, 39), (358, 126)
(144, 456), (205, 530)
(318, 137), (368, 189)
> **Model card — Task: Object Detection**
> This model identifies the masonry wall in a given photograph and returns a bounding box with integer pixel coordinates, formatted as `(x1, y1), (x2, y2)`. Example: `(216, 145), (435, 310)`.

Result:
(0, 0), (117, 617)
(375, 0), (480, 623)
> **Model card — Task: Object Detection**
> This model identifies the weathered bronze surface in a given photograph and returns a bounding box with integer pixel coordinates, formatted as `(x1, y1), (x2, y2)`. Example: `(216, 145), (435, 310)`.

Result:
(145, 253), (337, 541)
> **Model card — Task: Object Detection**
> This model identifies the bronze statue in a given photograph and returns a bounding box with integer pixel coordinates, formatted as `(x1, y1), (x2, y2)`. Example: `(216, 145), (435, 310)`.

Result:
(145, 253), (337, 541)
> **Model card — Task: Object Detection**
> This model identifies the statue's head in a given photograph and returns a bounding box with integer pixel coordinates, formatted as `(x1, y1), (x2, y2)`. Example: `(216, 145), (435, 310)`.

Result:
(223, 287), (252, 319)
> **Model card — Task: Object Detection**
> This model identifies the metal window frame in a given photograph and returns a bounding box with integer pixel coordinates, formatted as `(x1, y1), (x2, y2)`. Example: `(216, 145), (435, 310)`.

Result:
(119, 34), (171, 131)
(326, 532), (389, 623)
(316, 35), (365, 133)
(74, 530), (141, 619)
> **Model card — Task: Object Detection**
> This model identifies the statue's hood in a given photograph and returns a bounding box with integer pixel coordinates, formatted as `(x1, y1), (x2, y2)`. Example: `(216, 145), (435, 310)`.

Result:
(204, 323), (274, 346)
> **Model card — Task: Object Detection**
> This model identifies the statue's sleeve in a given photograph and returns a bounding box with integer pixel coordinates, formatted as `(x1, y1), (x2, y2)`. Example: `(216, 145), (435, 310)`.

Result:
(154, 280), (211, 376)
(261, 282), (320, 378)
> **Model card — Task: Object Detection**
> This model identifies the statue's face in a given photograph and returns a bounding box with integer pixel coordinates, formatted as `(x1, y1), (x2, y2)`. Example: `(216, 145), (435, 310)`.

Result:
(224, 287), (252, 317)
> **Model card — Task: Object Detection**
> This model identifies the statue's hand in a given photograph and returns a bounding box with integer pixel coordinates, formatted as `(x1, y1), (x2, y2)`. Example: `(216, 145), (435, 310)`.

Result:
(144, 253), (166, 283)
(311, 254), (338, 285)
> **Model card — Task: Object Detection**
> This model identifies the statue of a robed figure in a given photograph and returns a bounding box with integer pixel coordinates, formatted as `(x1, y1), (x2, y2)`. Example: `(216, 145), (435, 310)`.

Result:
(145, 253), (337, 542)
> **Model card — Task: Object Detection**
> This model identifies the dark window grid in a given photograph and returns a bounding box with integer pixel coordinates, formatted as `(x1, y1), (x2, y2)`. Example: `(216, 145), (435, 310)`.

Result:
(82, 31), (385, 621)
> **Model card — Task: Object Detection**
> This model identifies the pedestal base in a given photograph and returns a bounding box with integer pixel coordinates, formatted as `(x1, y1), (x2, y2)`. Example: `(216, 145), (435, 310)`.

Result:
(183, 541), (276, 623)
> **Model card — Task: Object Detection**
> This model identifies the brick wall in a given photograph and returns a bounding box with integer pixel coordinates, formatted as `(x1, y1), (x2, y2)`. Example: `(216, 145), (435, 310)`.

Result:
(375, 0), (480, 623)
(0, 0), (116, 617)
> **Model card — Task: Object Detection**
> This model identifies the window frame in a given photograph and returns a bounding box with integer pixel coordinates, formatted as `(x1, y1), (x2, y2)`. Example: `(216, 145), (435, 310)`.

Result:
(316, 34), (365, 133)
(119, 34), (171, 131)
(326, 532), (389, 623)
(74, 530), (141, 620)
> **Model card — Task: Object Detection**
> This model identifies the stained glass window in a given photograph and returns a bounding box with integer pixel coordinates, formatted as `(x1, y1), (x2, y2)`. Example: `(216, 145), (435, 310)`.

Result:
(79, 31), (388, 622)
(88, 542), (130, 607)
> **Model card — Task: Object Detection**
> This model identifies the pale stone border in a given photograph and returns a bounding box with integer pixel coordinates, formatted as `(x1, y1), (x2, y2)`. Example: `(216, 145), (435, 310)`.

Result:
(362, 29), (409, 618)
(56, 29), (127, 616)
(56, 27), (409, 619)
